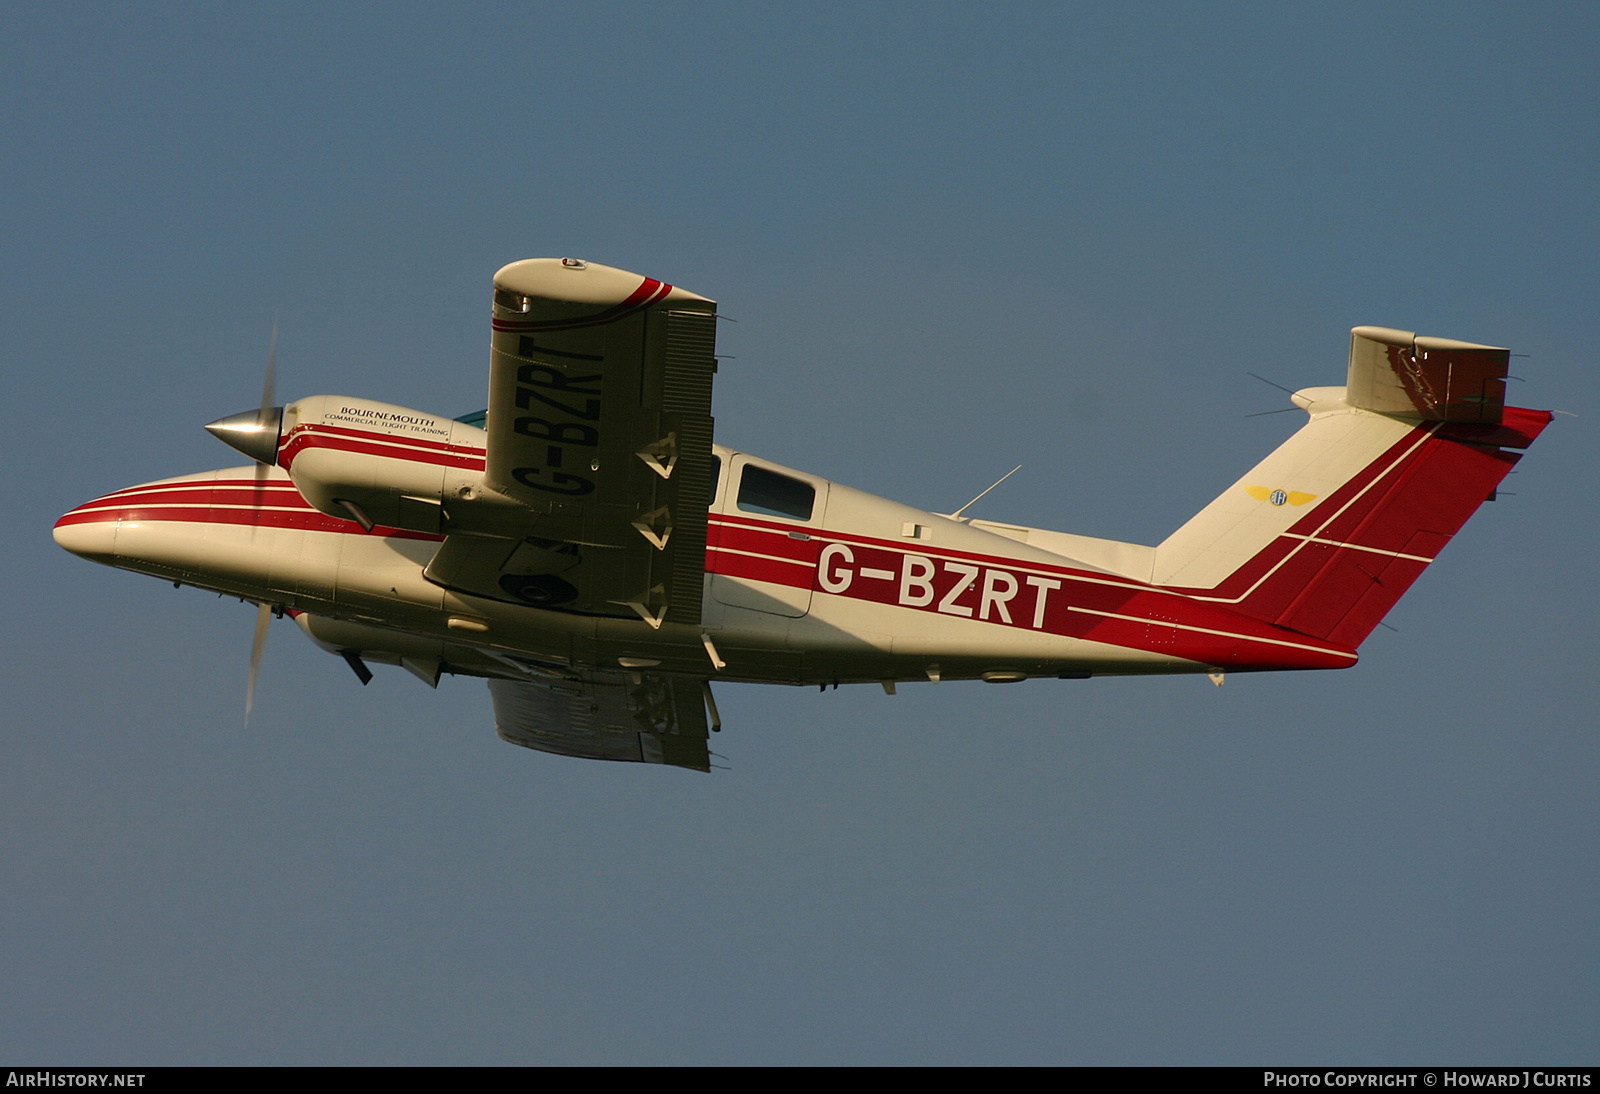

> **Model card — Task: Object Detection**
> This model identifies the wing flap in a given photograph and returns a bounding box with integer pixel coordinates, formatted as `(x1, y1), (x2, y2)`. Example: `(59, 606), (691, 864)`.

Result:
(488, 672), (711, 772)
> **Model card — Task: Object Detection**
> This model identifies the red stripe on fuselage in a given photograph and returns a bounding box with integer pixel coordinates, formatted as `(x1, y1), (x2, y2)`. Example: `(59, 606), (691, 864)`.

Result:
(92, 478), (304, 501)
(704, 515), (1355, 669)
(55, 503), (443, 541)
(278, 424), (486, 472)
(56, 472), (439, 541)
(282, 421), (484, 456)
(65, 485), (315, 511)
(711, 512), (1151, 589)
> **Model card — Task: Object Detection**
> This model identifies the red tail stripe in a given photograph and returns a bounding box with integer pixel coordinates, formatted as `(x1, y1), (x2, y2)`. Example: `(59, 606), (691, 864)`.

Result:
(1163, 423), (1440, 601)
(1273, 436), (1518, 644)
(1435, 406), (1553, 450)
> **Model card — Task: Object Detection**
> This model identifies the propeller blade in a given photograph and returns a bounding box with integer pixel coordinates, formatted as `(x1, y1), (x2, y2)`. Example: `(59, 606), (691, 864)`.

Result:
(246, 601), (272, 723)
(206, 320), (284, 465)
(259, 318), (277, 428)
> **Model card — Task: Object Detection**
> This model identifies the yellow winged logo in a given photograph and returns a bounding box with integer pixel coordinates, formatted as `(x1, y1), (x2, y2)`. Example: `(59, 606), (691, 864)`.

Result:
(1244, 486), (1317, 507)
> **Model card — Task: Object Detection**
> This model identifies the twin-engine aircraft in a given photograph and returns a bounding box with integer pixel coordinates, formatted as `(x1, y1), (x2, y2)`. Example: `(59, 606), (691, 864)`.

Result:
(54, 259), (1552, 771)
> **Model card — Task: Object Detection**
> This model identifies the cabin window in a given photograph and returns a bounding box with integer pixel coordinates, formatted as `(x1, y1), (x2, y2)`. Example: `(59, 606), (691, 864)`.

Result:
(737, 465), (814, 521)
(710, 455), (721, 503)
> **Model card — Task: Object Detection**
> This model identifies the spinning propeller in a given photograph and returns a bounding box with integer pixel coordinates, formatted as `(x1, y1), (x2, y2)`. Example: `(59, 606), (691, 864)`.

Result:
(205, 320), (284, 466)
(204, 323), (286, 722)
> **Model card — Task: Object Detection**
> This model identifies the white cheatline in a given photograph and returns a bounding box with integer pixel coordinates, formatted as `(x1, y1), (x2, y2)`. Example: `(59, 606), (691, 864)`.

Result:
(1192, 423), (1438, 605)
(1065, 605), (1358, 660)
(1279, 533), (1435, 564)
(707, 545), (816, 569)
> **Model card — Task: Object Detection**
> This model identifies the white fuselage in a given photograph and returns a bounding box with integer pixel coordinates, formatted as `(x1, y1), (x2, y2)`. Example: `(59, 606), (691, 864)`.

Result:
(55, 422), (1357, 688)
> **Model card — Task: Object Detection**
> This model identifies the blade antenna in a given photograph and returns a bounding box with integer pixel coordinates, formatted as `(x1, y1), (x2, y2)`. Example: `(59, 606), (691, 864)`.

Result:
(950, 465), (1022, 521)
(246, 601), (272, 724)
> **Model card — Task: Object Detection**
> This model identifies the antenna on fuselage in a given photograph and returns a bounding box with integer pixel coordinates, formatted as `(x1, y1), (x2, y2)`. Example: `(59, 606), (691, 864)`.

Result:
(949, 465), (1022, 521)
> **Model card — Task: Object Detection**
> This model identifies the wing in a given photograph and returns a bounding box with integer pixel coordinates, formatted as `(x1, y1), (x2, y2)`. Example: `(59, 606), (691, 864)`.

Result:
(429, 258), (718, 626)
(1346, 326), (1510, 424)
(488, 671), (712, 772)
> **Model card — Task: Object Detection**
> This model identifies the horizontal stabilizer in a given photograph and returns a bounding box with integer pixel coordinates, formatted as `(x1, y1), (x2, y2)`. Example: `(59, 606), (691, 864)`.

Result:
(1347, 326), (1509, 423)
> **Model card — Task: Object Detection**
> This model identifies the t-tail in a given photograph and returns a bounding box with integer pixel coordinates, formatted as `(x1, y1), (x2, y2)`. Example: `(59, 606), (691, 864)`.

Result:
(1152, 326), (1552, 650)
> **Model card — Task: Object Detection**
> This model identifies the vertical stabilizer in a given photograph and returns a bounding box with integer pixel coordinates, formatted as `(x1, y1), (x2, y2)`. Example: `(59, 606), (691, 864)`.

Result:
(1152, 328), (1550, 649)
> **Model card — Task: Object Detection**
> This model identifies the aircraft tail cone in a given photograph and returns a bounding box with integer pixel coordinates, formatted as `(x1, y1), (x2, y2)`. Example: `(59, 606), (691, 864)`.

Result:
(205, 407), (283, 465)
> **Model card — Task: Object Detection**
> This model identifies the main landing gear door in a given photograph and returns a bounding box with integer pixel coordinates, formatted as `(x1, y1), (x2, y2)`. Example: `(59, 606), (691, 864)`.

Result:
(709, 455), (829, 618)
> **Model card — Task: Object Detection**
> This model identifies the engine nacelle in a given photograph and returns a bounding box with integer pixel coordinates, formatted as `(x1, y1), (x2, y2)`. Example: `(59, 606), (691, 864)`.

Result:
(279, 395), (489, 534)
(294, 611), (513, 687)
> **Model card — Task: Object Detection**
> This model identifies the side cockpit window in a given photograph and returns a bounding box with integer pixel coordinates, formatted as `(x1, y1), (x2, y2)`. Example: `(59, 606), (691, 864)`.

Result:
(710, 455), (721, 504)
(737, 465), (815, 521)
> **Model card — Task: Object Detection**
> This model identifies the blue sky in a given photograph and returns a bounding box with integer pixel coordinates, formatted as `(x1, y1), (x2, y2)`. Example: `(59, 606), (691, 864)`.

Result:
(3, 3), (1595, 1063)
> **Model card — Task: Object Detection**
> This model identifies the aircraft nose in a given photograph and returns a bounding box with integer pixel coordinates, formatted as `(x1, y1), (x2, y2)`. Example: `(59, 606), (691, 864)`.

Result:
(53, 505), (118, 564)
